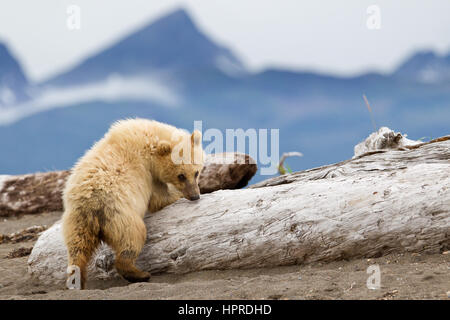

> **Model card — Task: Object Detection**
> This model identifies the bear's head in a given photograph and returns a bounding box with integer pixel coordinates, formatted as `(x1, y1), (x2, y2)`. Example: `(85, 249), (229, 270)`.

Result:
(154, 130), (204, 201)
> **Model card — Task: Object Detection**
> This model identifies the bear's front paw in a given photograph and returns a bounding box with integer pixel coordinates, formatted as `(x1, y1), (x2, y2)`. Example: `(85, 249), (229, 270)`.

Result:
(122, 270), (151, 283)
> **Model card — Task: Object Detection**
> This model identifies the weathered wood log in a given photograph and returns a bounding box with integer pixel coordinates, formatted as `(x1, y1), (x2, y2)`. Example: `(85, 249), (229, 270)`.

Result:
(28, 134), (450, 284)
(0, 171), (70, 217)
(352, 126), (420, 158)
(0, 152), (257, 217)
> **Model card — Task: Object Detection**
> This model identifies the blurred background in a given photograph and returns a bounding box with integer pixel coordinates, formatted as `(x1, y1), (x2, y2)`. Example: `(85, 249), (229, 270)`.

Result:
(0, 0), (449, 183)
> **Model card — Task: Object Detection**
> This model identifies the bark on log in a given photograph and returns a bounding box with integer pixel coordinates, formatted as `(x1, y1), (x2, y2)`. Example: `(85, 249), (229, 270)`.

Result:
(0, 153), (257, 217)
(28, 135), (450, 284)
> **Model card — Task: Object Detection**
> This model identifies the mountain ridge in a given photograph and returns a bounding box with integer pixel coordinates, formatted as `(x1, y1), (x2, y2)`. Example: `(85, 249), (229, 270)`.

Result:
(0, 42), (30, 106)
(40, 8), (450, 87)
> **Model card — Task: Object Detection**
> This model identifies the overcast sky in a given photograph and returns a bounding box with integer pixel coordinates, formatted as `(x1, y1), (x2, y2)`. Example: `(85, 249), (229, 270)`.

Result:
(0, 0), (449, 82)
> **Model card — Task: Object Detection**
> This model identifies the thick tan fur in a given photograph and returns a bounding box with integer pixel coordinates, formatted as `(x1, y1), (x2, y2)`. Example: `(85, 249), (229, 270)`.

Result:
(62, 118), (203, 289)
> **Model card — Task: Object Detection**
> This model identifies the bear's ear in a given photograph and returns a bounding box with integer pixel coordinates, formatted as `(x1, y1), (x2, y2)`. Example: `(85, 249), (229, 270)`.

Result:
(157, 141), (172, 156)
(191, 130), (202, 146)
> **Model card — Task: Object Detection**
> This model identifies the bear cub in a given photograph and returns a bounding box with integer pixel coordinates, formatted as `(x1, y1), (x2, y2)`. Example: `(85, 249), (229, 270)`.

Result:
(62, 118), (204, 289)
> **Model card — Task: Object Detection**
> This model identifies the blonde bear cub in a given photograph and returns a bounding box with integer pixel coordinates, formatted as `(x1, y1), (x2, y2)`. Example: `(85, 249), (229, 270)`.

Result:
(62, 118), (204, 289)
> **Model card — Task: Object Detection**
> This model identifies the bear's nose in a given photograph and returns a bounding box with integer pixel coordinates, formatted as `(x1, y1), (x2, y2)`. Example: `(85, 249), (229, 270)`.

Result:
(189, 195), (200, 201)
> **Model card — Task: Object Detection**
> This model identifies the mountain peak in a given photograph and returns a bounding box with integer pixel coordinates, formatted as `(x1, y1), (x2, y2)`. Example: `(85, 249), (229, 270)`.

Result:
(394, 50), (450, 84)
(0, 41), (29, 106)
(156, 8), (192, 24)
(136, 8), (196, 37)
(0, 41), (16, 63)
(46, 8), (245, 86)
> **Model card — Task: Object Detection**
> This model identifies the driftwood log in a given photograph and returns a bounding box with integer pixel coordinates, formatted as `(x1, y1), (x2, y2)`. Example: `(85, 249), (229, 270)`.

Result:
(0, 153), (257, 217)
(28, 133), (450, 284)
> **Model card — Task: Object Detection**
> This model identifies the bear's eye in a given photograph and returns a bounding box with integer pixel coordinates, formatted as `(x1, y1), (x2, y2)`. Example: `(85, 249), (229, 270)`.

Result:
(195, 171), (199, 178)
(178, 174), (186, 181)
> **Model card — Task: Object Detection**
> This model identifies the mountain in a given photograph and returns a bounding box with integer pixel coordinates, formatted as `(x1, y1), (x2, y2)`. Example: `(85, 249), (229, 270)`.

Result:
(0, 42), (30, 107)
(393, 50), (450, 84)
(46, 9), (245, 87)
(0, 9), (449, 184)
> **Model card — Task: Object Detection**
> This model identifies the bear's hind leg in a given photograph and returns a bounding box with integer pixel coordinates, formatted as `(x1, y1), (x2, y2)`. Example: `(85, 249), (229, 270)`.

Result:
(63, 209), (101, 289)
(103, 213), (150, 283)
